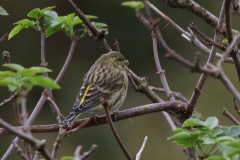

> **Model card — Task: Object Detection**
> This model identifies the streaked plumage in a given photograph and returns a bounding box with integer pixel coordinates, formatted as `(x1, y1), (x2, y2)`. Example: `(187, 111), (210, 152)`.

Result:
(61, 51), (129, 127)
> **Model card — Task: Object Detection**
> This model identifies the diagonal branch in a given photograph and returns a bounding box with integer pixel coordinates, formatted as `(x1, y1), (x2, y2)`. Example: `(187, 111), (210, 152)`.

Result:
(0, 93), (18, 108)
(222, 108), (240, 125)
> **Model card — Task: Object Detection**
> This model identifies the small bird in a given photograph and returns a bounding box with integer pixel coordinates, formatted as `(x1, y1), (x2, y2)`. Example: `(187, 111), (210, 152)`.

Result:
(61, 51), (129, 127)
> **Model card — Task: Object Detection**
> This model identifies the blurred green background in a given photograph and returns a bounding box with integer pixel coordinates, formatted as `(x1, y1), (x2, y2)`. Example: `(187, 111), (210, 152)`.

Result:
(0, 0), (240, 159)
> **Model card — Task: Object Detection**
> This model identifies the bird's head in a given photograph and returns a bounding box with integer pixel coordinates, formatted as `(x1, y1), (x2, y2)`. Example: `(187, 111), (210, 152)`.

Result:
(98, 51), (129, 70)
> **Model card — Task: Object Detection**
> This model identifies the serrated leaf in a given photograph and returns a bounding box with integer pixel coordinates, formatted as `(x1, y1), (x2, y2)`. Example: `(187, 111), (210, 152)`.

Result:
(205, 156), (226, 160)
(182, 118), (207, 128)
(27, 8), (41, 18)
(86, 15), (98, 19)
(8, 25), (26, 40)
(30, 75), (60, 89)
(205, 117), (218, 129)
(215, 136), (237, 143)
(0, 6), (9, 16)
(3, 64), (24, 71)
(122, 1), (144, 10)
(51, 17), (65, 27)
(92, 22), (107, 28)
(0, 71), (16, 77)
(229, 126), (240, 137)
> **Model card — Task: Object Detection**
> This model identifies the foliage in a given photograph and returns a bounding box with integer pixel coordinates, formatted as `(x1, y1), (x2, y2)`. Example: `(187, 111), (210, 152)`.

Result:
(0, 64), (60, 94)
(168, 117), (240, 160)
(0, 6), (8, 16)
(122, 1), (144, 11)
(8, 7), (108, 39)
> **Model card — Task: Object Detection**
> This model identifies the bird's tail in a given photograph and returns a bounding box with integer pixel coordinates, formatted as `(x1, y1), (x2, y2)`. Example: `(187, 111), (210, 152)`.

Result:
(60, 113), (81, 128)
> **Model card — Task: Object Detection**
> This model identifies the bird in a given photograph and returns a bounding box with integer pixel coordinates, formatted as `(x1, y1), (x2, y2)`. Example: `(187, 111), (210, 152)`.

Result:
(60, 51), (129, 128)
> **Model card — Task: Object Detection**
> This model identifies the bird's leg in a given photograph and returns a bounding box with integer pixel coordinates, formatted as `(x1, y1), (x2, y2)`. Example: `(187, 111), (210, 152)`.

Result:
(112, 110), (119, 121)
(91, 114), (98, 125)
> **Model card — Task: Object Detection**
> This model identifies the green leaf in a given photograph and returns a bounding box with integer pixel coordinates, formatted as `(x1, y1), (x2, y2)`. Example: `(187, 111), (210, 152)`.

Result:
(92, 22), (108, 28)
(0, 71), (16, 77)
(0, 78), (18, 86)
(24, 82), (33, 91)
(226, 141), (240, 148)
(226, 148), (240, 159)
(219, 127), (230, 137)
(182, 118), (207, 128)
(0, 6), (9, 16)
(122, 1), (144, 10)
(229, 126), (240, 137)
(51, 17), (65, 27)
(27, 8), (41, 18)
(3, 64), (24, 71)
(17, 67), (51, 77)
(8, 25), (26, 40)
(30, 75), (60, 89)
(201, 136), (215, 145)
(60, 157), (74, 160)
(205, 156), (226, 160)
(29, 67), (52, 73)
(41, 6), (56, 13)
(45, 23), (63, 36)
(66, 13), (75, 26)
(215, 136), (237, 143)
(43, 10), (58, 20)
(193, 128), (209, 136)
(71, 16), (83, 28)
(86, 15), (98, 19)
(168, 132), (193, 148)
(209, 129), (223, 137)
(14, 19), (35, 26)
(173, 128), (191, 134)
(205, 117), (218, 129)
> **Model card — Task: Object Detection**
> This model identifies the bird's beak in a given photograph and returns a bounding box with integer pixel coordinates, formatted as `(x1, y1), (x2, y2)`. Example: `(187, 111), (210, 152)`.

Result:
(125, 60), (129, 66)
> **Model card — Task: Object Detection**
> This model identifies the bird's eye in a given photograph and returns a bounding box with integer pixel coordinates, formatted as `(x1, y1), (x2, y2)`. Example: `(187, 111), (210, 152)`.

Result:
(118, 59), (122, 62)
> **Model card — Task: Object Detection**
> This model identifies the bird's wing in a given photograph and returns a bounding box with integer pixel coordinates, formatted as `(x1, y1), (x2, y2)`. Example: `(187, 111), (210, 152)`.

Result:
(70, 63), (124, 115)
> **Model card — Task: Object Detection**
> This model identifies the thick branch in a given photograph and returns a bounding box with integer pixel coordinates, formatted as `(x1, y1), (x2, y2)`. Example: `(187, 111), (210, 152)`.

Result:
(0, 101), (185, 135)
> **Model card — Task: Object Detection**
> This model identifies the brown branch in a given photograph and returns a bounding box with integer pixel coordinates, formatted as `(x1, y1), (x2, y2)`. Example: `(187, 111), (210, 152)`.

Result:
(231, 0), (240, 20)
(13, 141), (28, 160)
(64, 117), (91, 135)
(65, 0), (111, 52)
(0, 118), (53, 160)
(0, 93), (18, 108)
(224, 0), (240, 83)
(113, 39), (121, 52)
(46, 98), (64, 124)
(152, 31), (175, 101)
(222, 108), (240, 125)
(80, 144), (98, 160)
(233, 98), (240, 115)
(188, 1), (226, 111)
(0, 34), (8, 43)
(0, 101), (186, 135)
(146, 1), (233, 64)
(52, 128), (64, 159)
(100, 98), (132, 160)
(149, 86), (188, 103)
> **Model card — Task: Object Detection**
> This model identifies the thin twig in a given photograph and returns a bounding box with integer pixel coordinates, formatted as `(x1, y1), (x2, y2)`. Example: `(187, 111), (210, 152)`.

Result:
(0, 100), (186, 135)
(100, 98), (132, 160)
(0, 93), (18, 108)
(149, 87), (188, 103)
(233, 98), (240, 115)
(33, 151), (39, 160)
(64, 117), (91, 135)
(146, 1), (233, 63)
(0, 118), (53, 160)
(152, 31), (175, 101)
(188, 0), (226, 111)
(52, 128), (65, 159)
(74, 145), (82, 160)
(222, 108), (240, 125)
(12, 141), (28, 160)
(0, 34), (8, 43)
(231, 0), (240, 20)
(80, 144), (98, 160)
(113, 39), (121, 52)
(135, 136), (148, 160)
(224, 0), (240, 83)
(46, 98), (64, 123)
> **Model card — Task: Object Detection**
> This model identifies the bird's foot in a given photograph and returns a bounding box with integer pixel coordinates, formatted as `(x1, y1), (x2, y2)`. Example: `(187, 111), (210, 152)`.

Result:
(91, 114), (99, 125)
(111, 110), (119, 121)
